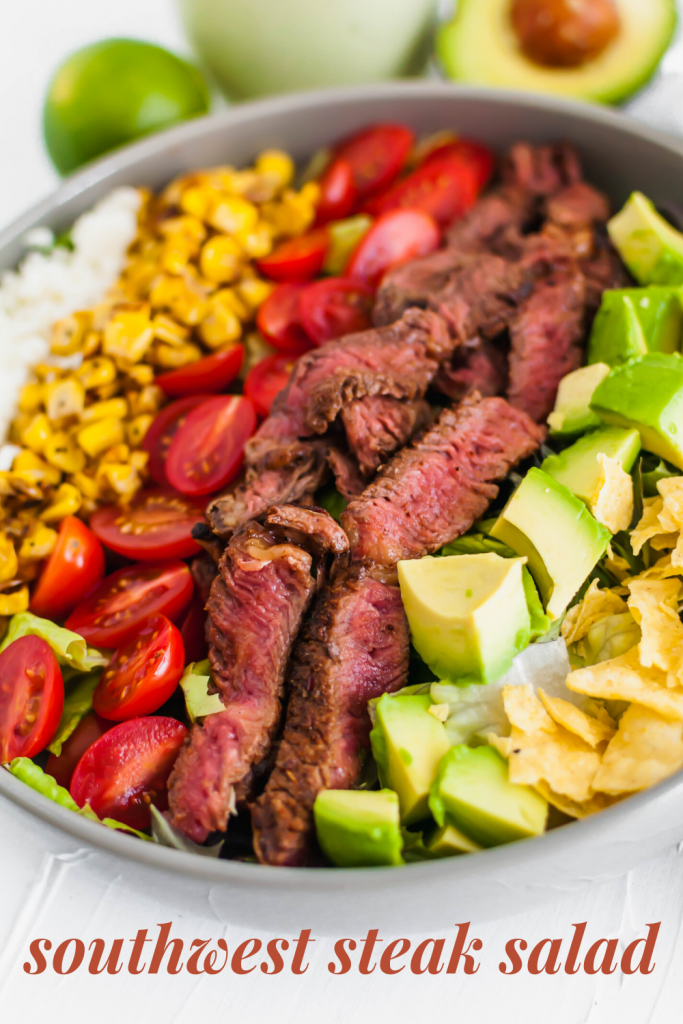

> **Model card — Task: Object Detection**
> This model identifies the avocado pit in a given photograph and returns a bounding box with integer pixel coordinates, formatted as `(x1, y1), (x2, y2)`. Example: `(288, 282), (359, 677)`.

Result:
(510, 0), (621, 69)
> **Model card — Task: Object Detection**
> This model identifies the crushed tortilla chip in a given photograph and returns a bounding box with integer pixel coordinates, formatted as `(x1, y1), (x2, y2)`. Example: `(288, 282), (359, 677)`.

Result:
(593, 703), (683, 794)
(631, 497), (667, 555)
(567, 647), (683, 720)
(561, 580), (628, 646)
(622, 553), (682, 585)
(657, 477), (683, 529)
(533, 779), (617, 819)
(538, 688), (615, 748)
(590, 454), (633, 534)
(502, 683), (555, 734)
(604, 543), (632, 582)
(627, 578), (683, 683)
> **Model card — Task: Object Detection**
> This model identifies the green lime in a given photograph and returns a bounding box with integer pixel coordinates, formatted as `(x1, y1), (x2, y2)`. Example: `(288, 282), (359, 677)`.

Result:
(43, 38), (210, 175)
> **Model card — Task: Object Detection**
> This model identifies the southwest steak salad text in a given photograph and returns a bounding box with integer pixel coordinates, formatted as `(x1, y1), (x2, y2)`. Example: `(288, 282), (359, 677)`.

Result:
(1, 125), (682, 867)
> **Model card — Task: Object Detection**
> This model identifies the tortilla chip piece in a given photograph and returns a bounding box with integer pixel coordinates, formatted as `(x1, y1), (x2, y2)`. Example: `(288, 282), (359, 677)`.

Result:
(561, 580), (628, 645)
(658, 477), (683, 528)
(502, 683), (555, 734)
(604, 544), (632, 583)
(631, 497), (667, 555)
(590, 454), (633, 534)
(533, 780), (617, 819)
(627, 579), (683, 682)
(593, 703), (683, 794)
(623, 553), (683, 585)
(538, 689), (615, 747)
(567, 648), (683, 720)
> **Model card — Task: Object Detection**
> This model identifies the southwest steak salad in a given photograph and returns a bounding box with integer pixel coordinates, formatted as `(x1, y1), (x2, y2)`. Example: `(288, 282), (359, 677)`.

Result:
(1, 124), (682, 868)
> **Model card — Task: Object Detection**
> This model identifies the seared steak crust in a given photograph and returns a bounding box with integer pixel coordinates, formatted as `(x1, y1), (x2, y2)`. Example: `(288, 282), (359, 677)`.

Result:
(251, 563), (409, 867)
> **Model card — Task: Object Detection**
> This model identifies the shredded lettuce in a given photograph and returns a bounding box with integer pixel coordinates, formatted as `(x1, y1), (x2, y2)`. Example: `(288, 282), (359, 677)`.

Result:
(150, 805), (223, 857)
(0, 612), (108, 672)
(439, 533), (517, 558)
(47, 670), (102, 756)
(179, 660), (224, 722)
(522, 567), (552, 641)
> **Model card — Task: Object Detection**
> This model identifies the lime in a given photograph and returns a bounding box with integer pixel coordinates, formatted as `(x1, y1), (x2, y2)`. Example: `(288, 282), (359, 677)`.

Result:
(43, 38), (210, 175)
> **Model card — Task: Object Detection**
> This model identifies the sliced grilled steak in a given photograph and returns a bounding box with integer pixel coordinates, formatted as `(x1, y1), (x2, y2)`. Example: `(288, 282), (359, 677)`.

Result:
(502, 140), (581, 196)
(507, 271), (586, 423)
(445, 185), (535, 256)
(168, 509), (341, 842)
(373, 247), (469, 326)
(434, 338), (507, 402)
(264, 504), (349, 557)
(341, 396), (431, 476)
(545, 182), (610, 230)
(342, 395), (544, 566)
(251, 563), (409, 867)
(326, 447), (365, 499)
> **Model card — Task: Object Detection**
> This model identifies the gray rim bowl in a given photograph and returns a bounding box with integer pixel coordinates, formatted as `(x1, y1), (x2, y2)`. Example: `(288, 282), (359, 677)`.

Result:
(2, 82), (683, 933)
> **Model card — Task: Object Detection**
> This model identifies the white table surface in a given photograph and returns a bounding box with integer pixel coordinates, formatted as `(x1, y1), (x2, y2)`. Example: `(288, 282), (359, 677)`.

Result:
(3, 3), (683, 1021)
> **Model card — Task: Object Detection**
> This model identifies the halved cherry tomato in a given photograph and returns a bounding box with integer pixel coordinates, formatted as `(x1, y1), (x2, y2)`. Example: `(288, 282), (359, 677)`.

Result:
(334, 123), (414, 198)
(256, 227), (329, 282)
(142, 395), (210, 487)
(244, 353), (296, 418)
(70, 716), (187, 829)
(365, 156), (480, 227)
(179, 592), (209, 663)
(421, 138), (494, 190)
(0, 636), (64, 761)
(166, 395), (256, 497)
(65, 560), (193, 648)
(315, 158), (357, 224)
(299, 277), (375, 345)
(30, 516), (105, 621)
(345, 209), (440, 288)
(93, 614), (185, 722)
(156, 344), (244, 397)
(90, 489), (205, 561)
(256, 283), (313, 354)
(45, 713), (113, 790)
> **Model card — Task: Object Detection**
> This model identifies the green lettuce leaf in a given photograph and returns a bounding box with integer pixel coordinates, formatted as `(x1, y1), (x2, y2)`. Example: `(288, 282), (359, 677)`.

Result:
(150, 805), (223, 857)
(0, 612), (108, 672)
(180, 660), (224, 722)
(522, 567), (552, 641)
(47, 670), (102, 756)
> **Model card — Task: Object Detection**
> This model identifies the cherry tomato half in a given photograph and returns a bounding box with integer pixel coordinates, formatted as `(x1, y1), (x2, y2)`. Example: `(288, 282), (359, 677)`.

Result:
(30, 516), (105, 621)
(365, 155), (480, 227)
(70, 716), (187, 829)
(90, 489), (205, 562)
(334, 123), (414, 198)
(45, 713), (112, 790)
(315, 158), (357, 224)
(346, 209), (440, 288)
(142, 395), (210, 487)
(179, 591), (209, 663)
(256, 227), (329, 282)
(93, 614), (185, 722)
(0, 636), (64, 761)
(256, 283), (313, 354)
(156, 344), (244, 397)
(166, 395), (257, 497)
(299, 277), (375, 345)
(421, 138), (495, 190)
(244, 353), (296, 418)
(65, 560), (193, 649)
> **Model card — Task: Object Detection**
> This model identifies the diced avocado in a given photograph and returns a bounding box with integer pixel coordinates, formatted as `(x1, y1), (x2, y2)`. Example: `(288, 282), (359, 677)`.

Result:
(541, 426), (641, 508)
(590, 352), (683, 469)
(313, 789), (403, 867)
(626, 287), (682, 354)
(370, 693), (451, 825)
(522, 567), (551, 641)
(547, 363), (611, 437)
(397, 553), (532, 685)
(587, 287), (682, 367)
(424, 822), (482, 857)
(489, 468), (611, 620)
(608, 192), (683, 286)
(323, 214), (372, 275)
(435, 0), (676, 105)
(429, 744), (548, 848)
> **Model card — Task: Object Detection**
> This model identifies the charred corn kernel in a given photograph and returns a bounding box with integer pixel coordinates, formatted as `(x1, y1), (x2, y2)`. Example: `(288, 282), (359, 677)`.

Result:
(216, 287), (251, 321)
(44, 431), (86, 474)
(130, 450), (149, 472)
(9, 415), (31, 446)
(235, 222), (274, 259)
(82, 331), (102, 358)
(179, 185), (212, 220)
(128, 385), (164, 416)
(301, 181), (321, 206)
(13, 450), (61, 487)
(44, 378), (85, 421)
(0, 586), (29, 615)
(150, 340), (202, 368)
(161, 241), (190, 276)
(1, 472), (43, 500)
(95, 382), (121, 401)
(100, 444), (130, 465)
(77, 417), (124, 458)
(19, 525), (57, 561)
(33, 363), (62, 383)
(199, 235), (244, 284)
(199, 296), (243, 349)
(256, 149), (295, 190)
(159, 215), (206, 245)
(275, 189), (317, 236)
(237, 277), (274, 311)
(149, 274), (209, 326)
(209, 195), (259, 235)
(40, 483), (81, 522)
(51, 311), (92, 356)
(122, 259), (160, 299)
(126, 363), (155, 387)
(76, 357), (117, 390)
(22, 414), (52, 454)
(103, 304), (154, 364)
(127, 415), (153, 447)
(0, 534), (17, 583)
(18, 383), (44, 414)
(70, 471), (100, 501)
(96, 462), (141, 500)
(153, 314), (189, 345)
(80, 398), (128, 424)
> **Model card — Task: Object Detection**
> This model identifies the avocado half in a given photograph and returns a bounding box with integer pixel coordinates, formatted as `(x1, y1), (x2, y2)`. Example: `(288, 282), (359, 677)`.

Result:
(436, 0), (676, 105)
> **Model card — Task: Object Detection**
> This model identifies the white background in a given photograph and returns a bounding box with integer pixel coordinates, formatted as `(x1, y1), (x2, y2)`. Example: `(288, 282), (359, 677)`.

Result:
(3, 3), (683, 1021)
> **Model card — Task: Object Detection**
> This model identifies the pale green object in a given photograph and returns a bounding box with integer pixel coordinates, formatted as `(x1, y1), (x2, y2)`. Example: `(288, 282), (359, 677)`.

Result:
(547, 363), (611, 436)
(0, 612), (108, 671)
(179, 660), (224, 722)
(425, 822), (482, 857)
(47, 670), (102, 756)
(608, 192), (683, 285)
(370, 693), (451, 824)
(429, 745), (548, 848)
(177, 0), (438, 100)
(541, 426), (641, 508)
(582, 612), (642, 665)
(314, 789), (404, 867)
(324, 215), (372, 276)
(398, 552), (532, 683)
(588, 287), (683, 367)
(490, 468), (610, 620)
